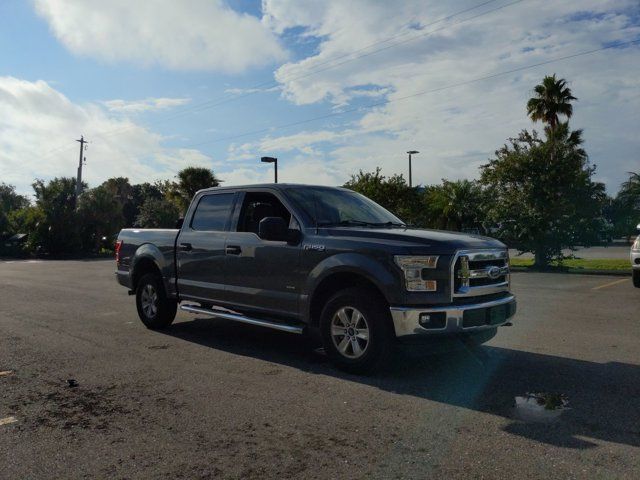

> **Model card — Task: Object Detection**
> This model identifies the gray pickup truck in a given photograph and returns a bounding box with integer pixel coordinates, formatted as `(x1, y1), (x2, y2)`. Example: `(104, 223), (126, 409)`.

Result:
(115, 184), (516, 373)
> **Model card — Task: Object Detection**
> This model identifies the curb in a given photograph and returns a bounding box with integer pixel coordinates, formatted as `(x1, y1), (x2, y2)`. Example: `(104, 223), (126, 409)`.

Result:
(511, 266), (631, 277)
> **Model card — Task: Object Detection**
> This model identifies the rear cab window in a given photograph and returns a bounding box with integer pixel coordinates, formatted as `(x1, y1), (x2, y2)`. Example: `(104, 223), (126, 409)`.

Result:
(190, 193), (235, 231)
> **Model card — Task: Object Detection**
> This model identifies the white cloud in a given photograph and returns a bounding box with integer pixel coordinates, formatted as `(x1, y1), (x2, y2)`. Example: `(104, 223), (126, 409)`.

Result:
(33, 0), (286, 73)
(0, 77), (214, 196)
(102, 97), (190, 114)
(257, 0), (640, 191)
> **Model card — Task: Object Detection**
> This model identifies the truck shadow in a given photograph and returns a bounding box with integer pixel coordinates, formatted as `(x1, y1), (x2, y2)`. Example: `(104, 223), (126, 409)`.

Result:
(160, 317), (640, 450)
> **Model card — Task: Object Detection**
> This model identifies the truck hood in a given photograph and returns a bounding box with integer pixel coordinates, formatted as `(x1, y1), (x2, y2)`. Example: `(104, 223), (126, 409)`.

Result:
(321, 227), (505, 253)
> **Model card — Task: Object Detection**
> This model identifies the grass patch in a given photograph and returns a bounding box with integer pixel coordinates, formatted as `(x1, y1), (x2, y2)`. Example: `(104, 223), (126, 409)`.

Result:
(510, 257), (630, 271)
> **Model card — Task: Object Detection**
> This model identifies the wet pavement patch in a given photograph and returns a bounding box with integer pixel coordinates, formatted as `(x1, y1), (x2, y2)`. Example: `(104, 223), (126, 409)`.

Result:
(514, 392), (569, 423)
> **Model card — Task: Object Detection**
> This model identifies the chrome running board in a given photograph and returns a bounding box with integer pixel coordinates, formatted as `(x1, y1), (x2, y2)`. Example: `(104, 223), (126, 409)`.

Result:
(179, 304), (304, 334)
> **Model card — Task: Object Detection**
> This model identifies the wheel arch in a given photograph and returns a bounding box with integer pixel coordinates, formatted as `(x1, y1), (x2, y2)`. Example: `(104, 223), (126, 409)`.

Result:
(131, 255), (163, 292)
(307, 269), (391, 328)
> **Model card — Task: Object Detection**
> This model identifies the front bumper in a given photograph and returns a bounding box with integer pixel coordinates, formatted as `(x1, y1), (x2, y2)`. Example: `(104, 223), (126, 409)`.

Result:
(390, 295), (516, 337)
(631, 249), (640, 269)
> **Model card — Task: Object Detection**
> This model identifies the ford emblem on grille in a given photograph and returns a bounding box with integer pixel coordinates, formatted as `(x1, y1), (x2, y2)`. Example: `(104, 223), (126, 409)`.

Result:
(487, 266), (502, 280)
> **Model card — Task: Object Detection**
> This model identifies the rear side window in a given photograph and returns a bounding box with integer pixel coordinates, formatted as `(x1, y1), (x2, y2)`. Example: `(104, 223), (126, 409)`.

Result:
(190, 193), (234, 231)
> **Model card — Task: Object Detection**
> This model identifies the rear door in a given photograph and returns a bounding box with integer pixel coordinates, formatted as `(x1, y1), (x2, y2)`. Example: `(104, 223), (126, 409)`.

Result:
(224, 190), (303, 318)
(176, 191), (236, 303)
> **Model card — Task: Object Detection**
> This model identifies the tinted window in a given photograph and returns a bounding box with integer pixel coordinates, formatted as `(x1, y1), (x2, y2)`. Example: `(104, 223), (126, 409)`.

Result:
(237, 192), (292, 234)
(190, 193), (234, 231)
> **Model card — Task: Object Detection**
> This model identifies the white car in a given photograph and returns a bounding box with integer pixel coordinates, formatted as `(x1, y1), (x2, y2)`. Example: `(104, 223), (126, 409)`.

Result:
(632, 228), (640, 288)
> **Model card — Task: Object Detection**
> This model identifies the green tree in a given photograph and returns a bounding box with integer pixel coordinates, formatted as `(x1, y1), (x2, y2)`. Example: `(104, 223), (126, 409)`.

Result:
(344, 168), (423, 225)
(126, 182), (163, 227)
(612, 172), (640, 240)
(481, 129), (605, 267)
(526, 74), (577, 132)
(135, 198), (180, 228)
(78, 185), (125, 251)
(423, 179), (484, 231)
(30, 177), (84, 254)
(173, 167), (221, 212)
(0, 183), (29, 237)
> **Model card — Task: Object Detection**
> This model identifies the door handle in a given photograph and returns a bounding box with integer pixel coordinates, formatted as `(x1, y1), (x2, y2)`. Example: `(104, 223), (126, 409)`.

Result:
(179, 242), (193, 252)
(225, 245), (242, 255)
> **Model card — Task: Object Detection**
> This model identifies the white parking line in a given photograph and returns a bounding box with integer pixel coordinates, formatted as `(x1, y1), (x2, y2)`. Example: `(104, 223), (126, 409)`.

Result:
(591, 278), (629, 290)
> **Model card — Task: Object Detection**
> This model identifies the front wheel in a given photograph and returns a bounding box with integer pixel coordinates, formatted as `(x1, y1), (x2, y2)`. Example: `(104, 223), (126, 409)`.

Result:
(633, 269), (640, 288)
(135, 273), (177, 329)
(320, 287), (394, 374)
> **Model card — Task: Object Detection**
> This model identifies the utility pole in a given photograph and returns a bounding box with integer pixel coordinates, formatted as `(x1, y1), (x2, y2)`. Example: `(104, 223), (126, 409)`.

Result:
(407, 150), (419, 187)
(75, 135), (87, 201)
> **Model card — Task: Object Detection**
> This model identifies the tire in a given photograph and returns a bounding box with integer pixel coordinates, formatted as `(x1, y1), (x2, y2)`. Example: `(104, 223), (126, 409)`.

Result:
(135, 273), (177, 329)
(633, 269), (640, 288)
(320, 287), (394, 374)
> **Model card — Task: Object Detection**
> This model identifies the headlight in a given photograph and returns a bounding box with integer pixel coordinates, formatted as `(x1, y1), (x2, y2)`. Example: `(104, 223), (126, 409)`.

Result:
(394, 255), (439, 292)
(633, 236), (640, 251)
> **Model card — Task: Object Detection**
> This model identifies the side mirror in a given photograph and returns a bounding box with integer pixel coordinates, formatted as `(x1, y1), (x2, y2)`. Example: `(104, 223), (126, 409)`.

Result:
(258, 217), (288, 241)
(175, 217), (184, 229)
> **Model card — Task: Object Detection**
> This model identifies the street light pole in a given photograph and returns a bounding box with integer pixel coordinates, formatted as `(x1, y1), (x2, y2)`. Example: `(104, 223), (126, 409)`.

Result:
(407, 150), (419, 187)
(261, 156), (278, 183)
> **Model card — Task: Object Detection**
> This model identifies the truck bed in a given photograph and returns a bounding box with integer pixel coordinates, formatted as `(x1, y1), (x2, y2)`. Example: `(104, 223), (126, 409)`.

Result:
(116, 229), (179, 291)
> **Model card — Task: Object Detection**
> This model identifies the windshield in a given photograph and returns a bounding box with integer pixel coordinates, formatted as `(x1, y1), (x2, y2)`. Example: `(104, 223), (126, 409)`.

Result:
(285, 187), (405, 227)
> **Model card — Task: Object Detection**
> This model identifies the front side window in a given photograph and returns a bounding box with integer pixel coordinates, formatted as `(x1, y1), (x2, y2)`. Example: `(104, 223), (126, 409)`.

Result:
(237, 192), (293, 234)
(190, 193), (235, 231)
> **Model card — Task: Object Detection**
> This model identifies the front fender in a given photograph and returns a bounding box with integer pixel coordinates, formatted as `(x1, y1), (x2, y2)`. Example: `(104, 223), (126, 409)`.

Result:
(302, 252), (401, 320)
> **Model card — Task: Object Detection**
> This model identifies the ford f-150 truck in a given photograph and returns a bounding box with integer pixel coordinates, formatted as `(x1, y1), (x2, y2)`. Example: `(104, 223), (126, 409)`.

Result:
(115, 184), (516, 373)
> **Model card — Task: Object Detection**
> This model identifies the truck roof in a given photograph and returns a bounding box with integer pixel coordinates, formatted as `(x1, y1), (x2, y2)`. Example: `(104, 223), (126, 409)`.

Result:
(196, 183), (345, 195)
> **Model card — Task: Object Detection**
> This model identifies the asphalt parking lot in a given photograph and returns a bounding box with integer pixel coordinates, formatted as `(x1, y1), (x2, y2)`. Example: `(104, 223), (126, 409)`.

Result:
(1, 260), (638, 479)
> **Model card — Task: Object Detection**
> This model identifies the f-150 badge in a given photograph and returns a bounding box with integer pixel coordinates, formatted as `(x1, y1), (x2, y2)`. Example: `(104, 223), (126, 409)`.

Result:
(303, 244), (325, 251)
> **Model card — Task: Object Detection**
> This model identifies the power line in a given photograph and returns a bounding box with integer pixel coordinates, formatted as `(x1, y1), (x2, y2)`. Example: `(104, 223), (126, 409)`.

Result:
(183, 39), (639, 150)
(73, 0), (519, 144)
(38, 0), (522, 160)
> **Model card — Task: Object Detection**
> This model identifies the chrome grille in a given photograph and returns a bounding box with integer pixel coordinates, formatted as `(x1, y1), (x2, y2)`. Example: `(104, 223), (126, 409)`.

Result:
(452, 250), (509, 298)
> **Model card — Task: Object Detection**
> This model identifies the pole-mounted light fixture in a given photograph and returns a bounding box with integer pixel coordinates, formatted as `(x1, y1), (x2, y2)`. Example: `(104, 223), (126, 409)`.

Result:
(407, 150), (419, 187)
(261, 156), (278, 183)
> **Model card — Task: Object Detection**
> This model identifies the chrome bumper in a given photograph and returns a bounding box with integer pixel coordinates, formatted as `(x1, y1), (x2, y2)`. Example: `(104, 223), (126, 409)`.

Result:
(390, 295), (516, 337)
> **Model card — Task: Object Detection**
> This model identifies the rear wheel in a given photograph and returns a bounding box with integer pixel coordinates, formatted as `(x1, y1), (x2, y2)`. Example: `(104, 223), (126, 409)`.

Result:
(136, 273), (177, 329)
(320, 287), (393, 374)
(633, 269), (640, 288)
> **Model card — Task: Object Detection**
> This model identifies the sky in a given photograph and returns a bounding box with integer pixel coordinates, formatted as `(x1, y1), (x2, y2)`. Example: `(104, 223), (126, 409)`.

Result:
(1, 0), (639, 198)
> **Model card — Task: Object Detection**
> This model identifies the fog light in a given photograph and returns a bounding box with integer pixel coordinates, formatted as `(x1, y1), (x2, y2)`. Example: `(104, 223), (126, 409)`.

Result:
(419, 312), (447, 329)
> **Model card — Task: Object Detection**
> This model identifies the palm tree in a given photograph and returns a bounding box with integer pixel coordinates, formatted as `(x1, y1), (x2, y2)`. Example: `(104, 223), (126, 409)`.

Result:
(425, 180), (482, 231)
(526, 74), (577, 131)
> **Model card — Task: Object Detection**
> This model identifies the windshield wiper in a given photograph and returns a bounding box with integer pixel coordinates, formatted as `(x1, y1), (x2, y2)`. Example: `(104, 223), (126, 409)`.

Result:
(317, 220), (407, 228)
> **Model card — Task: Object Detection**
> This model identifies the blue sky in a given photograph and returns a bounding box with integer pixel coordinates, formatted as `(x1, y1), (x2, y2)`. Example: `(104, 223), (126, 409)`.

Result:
(1, 0), (639, 197)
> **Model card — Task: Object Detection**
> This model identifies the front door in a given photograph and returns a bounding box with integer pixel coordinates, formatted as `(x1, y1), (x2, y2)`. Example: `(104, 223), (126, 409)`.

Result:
(224, 191), (302, 318)
(176, 192), (236, 303)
